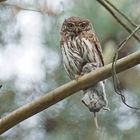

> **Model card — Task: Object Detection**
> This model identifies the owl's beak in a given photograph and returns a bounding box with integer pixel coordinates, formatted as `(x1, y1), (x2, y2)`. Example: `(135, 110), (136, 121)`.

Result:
(75, 28), (80, 35)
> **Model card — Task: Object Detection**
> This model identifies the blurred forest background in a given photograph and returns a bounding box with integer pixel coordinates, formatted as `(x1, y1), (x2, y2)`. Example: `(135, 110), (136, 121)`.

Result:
(0, 0), (140, 140)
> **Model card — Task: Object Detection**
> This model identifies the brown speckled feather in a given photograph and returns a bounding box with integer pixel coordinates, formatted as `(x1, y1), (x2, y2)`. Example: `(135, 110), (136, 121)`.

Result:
(81, 30), (104, 66)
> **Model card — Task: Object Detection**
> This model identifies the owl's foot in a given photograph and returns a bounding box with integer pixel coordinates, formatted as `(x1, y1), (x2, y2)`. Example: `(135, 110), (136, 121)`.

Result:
(74, 74), (81, 81)
(103, 106), (110, 111)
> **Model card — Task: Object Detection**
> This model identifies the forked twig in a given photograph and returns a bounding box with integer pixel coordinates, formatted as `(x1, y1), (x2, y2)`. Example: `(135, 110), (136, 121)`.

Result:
(112, 25), (140, 109)
(118, 25), (140, 51)
(96, 0), (140, 42)
(105, 0), (138, 28)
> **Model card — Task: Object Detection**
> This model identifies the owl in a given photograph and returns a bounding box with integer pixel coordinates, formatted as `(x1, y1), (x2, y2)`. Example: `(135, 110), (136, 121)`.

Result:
(60, 16), (108, 126)
(60, 16), (104, 80)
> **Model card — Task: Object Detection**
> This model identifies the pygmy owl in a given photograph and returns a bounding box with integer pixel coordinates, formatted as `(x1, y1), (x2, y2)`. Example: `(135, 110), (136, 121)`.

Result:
(60, 16), (109, 127)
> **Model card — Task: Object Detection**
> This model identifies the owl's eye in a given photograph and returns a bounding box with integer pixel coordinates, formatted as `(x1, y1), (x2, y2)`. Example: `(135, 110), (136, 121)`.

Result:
(68, 23), (75, 28)
(80, 23), (87, 29)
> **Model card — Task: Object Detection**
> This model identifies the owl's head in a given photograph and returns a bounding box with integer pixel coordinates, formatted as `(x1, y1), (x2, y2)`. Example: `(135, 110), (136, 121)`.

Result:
(61, 16), (92, 36)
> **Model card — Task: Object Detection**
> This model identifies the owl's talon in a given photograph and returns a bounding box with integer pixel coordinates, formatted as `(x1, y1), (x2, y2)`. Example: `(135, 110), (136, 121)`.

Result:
(103, 107), (110, 111)
(74, 74), (81, 81)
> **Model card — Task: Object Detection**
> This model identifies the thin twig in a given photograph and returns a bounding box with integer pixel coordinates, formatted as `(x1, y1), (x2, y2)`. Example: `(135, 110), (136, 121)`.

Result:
(1, 51), (140, 134)
(118, 25), (140, 51)
(112, 25), (140, 109)
(105, 0), (138, 28)
(96, 0), (140, 42)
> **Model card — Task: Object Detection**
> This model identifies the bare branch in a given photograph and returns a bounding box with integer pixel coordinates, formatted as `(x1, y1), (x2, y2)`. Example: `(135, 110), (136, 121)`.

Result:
(118, 25), (140, 51)
(1, 50), (140, 134)
(112, 25), (140, 109)
(96, 0), (140, 42)
(105, 0), (138, 28)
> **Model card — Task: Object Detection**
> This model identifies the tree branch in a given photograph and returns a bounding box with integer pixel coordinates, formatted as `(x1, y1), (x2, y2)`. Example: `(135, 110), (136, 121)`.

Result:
(96, 0), (140, 42)
(112, 25), (140, 109)
(104, 0), (138, 28)
(0, 51), (140, 134)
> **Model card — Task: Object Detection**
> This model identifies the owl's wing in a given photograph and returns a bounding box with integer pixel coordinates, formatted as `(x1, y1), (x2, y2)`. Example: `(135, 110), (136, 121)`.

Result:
(92, 35), (104, 66)
(83, 30), (104, 67)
